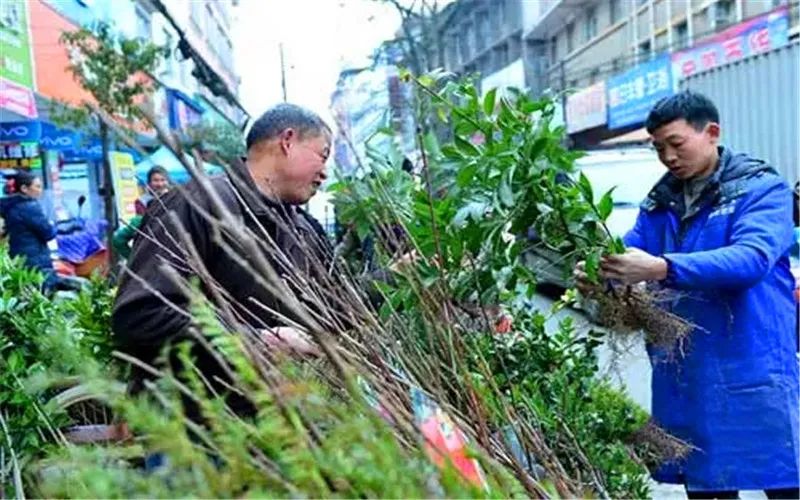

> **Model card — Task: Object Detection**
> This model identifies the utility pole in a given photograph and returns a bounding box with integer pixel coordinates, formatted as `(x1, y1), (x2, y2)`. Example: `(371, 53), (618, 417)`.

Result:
(279, 43), (288, 102)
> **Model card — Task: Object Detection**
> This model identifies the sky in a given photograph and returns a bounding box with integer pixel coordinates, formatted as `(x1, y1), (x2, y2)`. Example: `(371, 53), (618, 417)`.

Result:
(233, 0), (404, 127)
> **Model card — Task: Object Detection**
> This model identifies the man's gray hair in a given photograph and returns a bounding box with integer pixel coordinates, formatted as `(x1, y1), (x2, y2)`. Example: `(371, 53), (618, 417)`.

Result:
(245, 103), (331, 150)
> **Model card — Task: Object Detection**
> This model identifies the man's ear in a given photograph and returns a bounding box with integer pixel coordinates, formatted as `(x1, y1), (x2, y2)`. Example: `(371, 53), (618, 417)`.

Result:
(706, 122), (721, 143)
(279, 128), (296, 155)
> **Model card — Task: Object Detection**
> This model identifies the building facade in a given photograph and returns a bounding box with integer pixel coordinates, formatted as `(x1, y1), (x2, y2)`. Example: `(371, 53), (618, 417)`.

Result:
(431, 0), (526, 91)
(400, 0), (796, 142)
(527, 0), (795, 98)
(139, 0), (244, 130)
(0, 0), (244, 224)
(331, 42), (416, 177)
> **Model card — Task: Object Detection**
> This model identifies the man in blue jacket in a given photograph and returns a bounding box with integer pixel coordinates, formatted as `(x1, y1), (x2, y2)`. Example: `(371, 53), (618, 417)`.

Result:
(584, 91), (799, 498)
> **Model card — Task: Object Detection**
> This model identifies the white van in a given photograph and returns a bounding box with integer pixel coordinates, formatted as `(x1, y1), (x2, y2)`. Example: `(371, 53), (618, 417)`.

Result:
(575, 147), (666, 238)
(528, 147), (666, 292)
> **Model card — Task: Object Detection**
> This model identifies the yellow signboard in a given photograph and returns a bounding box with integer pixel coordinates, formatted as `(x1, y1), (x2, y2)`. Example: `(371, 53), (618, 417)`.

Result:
(109, 151), (139, 224)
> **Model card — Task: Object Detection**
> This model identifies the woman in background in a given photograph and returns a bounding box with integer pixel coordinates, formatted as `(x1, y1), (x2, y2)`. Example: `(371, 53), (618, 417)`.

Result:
(0, 170), (58, 288)
(134, 165), (171, 215)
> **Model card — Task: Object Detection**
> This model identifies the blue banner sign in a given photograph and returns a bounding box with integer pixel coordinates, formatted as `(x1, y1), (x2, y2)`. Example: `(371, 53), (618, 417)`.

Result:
(607, 54), (674, 130)
(0, 120), (42, 142)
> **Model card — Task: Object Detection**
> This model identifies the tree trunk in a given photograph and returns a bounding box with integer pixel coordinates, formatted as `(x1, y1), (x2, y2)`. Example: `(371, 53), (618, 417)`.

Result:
(100, 121), (117, 270)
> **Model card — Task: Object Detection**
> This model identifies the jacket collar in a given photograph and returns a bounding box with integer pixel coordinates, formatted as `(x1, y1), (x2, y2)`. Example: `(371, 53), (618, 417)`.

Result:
(640, 146), (776, 215)
(224, 158), (296, 220)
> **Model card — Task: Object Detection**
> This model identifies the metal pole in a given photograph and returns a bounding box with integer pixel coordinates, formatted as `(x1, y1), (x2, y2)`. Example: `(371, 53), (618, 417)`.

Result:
(279, 42), (288, 102)
(686, 0), (693, 46)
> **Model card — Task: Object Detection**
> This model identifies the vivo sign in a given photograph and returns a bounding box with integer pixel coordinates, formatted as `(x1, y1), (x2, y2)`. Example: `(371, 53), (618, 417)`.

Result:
(0, 121), (42, 142)
(0, 126), (30, 138)
(41, 136), (75, 148)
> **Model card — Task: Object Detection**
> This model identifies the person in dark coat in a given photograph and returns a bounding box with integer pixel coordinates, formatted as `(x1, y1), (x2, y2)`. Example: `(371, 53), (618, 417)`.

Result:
(112, 104), (335, 419)
(0, 170), (58, 286)
(578, 91), (798, 498)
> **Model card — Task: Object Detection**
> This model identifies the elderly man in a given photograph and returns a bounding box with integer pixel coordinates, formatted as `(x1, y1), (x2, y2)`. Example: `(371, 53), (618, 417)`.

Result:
(113, 103), (334, 417)
(579, 91), (798, 499)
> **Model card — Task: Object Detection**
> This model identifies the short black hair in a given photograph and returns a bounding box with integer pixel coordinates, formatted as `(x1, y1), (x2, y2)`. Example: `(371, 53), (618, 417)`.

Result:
(14, 170), (37, 189)
(245, 103), (331, 150)
(147, 165), (169, 183)
(645, 90), (720, 134)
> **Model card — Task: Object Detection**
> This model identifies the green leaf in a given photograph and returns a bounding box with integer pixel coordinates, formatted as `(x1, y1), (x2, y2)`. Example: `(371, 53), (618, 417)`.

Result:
(597, 188), (615, 221)
(483, 88), (497, 117)
(456, 163), (478, 187)
(610, 236), (626, 254)
(417, 74), (434, 88)
(454, 135), (481, 157)
(437, 106), (449, 124)
(528, 137), (548, 161)
(578, 172), (594, 204)
(499, 175), (514, 207)
(441, 144), (464, 160)
(453, 201), (488, 227)
(585, 251), (600, 283)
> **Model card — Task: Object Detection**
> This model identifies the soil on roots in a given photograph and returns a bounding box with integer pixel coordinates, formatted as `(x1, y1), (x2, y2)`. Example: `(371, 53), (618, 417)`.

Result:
(588, 286), (694, 350)
(630, 419), (694, 470)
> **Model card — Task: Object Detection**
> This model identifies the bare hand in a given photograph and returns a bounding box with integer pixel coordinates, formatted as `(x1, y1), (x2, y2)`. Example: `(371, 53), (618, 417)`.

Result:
(573, 261), (599, 294)
(262, 326), (320, 357)
(600, 248), (667, 284)
(388, 249), (419, 273)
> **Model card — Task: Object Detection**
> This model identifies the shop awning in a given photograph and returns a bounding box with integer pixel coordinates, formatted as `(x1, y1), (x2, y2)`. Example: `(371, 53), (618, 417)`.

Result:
(135, 145), (223, 185)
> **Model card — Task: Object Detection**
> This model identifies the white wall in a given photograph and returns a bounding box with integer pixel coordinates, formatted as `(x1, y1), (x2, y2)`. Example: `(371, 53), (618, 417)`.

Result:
(481, 59), (526, 96)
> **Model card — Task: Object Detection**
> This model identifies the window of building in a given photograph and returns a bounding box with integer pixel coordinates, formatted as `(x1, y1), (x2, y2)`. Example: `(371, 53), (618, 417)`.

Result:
(467, 22), (476, 57)
(584, 6), (598, 42)
(639, 40), (652, 60)
(637, 0), (647, 6)
(447, 34), (459, 67)
(509, 36), (521, 61)
(609, 0), (621, 24)
(566, 22), (575, 53)
(180, 60), (194, 89)
(460, 24), (472, 62)
(675, 21), (688, 50)
(550, 36), (557, 66)
(134, 4), (150, 40)
(190, 0), (205, 31)
(712, 0), (734, 29)
(477, 12), (489, 52)
(495, 42), (509, 69)
(498, 0), (507, 25)
(162, 29), (175, 77)
(589, 68), (600, 83)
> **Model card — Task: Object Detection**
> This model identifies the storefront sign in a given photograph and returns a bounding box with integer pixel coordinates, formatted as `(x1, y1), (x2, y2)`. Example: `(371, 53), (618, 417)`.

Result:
(0, 120), (40, 142)
(672, 7), (789, 79)
(607, 55), (674, 130)
(40, 121), (82, 152)
(566, 81), (607, 134)
(0, 0), (37, 117)
(109, 151), (139, 223)
(167, 88), (204, 132)
(0, 141), (41, 169)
